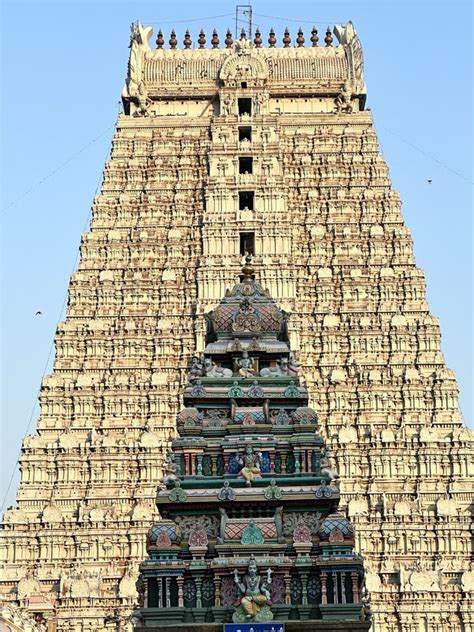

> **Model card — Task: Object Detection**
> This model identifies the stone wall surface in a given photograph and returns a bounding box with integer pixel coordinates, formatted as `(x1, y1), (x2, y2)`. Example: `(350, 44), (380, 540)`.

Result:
(0, 23), (472, 632)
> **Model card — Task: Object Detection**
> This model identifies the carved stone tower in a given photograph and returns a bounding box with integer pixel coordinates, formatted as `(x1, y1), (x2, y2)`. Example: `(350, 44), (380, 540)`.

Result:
(0, 20), (472, 632)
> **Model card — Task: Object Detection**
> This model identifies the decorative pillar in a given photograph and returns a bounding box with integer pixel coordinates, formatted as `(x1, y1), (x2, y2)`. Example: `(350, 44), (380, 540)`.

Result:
(284, 574), (292, 605)
(196, 454), (203, 476)
(184, 453), (190, 475)
(165, 577), (171, 607)
(177, 576), (184, 608)
(215, 574), (221, 607)
(211, 455), (217, 476)
(332, 571), (338, 604)
(224, 453), (230, 474)
(195, 576), (203, 608)
(158, 577), (163, 608)
(294, 449), (301, 474)
(144, 577), (149, 608)
(269, 450), (275, 472)
(301, 571), (309, 605)
(321, 572), (328, 604)
(351, 572), (360, 603)
(340, 572), (346, 604)
(175, 454), (182, 476)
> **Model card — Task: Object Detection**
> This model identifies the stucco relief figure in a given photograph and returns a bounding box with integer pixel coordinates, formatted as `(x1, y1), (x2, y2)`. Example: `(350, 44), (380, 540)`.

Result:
(233, 559), (273, 622)
(238, 444), (262, 485)
(135, 82), (152, 117)
(237, 351), (255, 377)
(160, 452), (178, 485)
(320, 449), (340, 482)
(189, 355), (203, 381)
(123, 22), (153, 99)
(260, 355), (299, 377)
(204, 357), (233, 378)
(333, 22), (357, 45)
(335, 82), (353, 113)
(254, 92), (268, 115)
(221, 95), (234, 115)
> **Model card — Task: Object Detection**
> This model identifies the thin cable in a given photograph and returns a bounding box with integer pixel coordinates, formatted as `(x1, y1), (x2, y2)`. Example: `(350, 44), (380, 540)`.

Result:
(145, 13), (234, 25)
(1, 123), (116, 214)
(253, 13), (344, 25)
(379, 124), (473, 185)
(0, 124), (115, 515)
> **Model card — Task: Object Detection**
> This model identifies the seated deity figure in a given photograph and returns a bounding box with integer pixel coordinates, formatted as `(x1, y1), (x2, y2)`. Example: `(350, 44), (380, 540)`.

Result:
(233, 558), (273, 622)
(237, 351), (255, 377)
(188, 355), (203, 381)
(238, 444), (262, 485)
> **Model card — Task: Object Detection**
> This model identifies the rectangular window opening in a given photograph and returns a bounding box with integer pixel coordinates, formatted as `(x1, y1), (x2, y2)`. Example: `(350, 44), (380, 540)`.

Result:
(239, 126), (252, 142)
(241, 81), (247, 89)
(240, 232), (255, 256)
(239, 191), (254, 211)
(238, 98), (252, 116)
(239, 157), (253, 175)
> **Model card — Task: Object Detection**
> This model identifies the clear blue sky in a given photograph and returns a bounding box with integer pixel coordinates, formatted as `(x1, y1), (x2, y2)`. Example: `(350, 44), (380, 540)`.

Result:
(1, 0), (472, 509)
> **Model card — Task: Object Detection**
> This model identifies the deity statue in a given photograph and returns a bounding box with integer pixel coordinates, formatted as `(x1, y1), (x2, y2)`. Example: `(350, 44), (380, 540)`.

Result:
(233, 558), (273, 622)
(334, 81), (353, 114)
(237, 351), (255, 377)
(160, 452), (178, 485)
(238, 445), (262, 485)
(135, 82), (152, 117)
(188, 355), (203, 381)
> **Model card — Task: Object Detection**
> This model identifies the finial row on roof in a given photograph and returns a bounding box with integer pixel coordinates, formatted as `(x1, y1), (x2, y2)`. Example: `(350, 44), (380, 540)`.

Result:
(155, 26), (334, 50)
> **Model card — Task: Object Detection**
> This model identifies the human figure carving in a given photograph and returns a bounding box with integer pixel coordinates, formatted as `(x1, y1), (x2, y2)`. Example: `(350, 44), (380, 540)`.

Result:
(160, 452), (178, 485)
(238, 444), (262, 485)
(233, 558), (273, 621)
(237, 351), (255, 377)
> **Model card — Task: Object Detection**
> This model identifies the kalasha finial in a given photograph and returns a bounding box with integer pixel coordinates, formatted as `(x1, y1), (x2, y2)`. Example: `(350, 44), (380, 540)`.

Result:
(198, 29), (206, 48)
(283, 27), (291, 47)
(169, 29), (177, 49)
(241, 253), (255, 281)
(225, 29), (233, 48)
(183, 29), (192, 49)
(311, 26), (319, 47)
(268, 27), (276, 47)
(296, 27), (305, 47)
(325, 26), (333, 47)
(211, 29), (219, 48)
(241, 27), (247, 39)
(156, 29), (164, 49)
(254, 28), (262, 48)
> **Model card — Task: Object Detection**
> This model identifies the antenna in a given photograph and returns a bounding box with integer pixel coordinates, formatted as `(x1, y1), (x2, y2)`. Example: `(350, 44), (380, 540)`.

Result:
(235, 4), (253, 40)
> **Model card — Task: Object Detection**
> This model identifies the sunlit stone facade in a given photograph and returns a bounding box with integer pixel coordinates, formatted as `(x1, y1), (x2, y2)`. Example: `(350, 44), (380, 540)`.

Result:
(0, 20), (472, 632)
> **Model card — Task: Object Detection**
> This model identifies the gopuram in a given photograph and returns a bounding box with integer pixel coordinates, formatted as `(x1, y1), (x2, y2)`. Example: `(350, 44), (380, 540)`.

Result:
(136, 257), (369, 630)
(1, 18), (473, 632)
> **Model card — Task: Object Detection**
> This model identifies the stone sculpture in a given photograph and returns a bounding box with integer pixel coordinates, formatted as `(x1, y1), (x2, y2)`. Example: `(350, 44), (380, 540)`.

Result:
(233, 558), (273, 622)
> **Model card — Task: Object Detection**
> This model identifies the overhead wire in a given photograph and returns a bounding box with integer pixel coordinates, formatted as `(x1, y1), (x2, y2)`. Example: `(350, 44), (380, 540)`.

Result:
(0, 123), (115, 515)
(1, 122), (116, 215)
(144, 13), (234, 25)
(378, 124), (473, 185)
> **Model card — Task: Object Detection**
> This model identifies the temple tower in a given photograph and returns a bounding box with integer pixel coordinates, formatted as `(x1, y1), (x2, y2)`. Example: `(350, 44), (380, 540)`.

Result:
(0, 20), (472, 632)
(136, 258), (369, 629)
